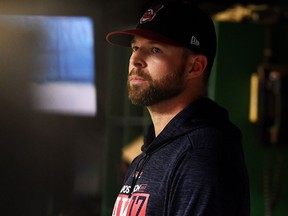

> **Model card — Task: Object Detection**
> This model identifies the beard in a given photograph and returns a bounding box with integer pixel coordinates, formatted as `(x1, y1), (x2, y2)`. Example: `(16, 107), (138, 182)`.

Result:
(127, 67), (185, 106)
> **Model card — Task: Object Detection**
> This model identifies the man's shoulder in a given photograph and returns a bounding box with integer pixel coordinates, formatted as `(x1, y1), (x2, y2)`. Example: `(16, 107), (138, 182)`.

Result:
(184, 124), (241, 150)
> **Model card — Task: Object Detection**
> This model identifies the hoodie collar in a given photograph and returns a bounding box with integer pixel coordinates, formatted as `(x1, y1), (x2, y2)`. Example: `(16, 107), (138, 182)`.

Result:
(141, 97), (230, 153)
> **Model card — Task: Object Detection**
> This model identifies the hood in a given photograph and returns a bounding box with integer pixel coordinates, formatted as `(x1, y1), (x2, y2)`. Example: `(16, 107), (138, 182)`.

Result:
(142, 97), (232, 154)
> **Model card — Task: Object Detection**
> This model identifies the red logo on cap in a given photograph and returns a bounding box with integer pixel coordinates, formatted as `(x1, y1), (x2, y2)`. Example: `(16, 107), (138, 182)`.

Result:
(140, 4), (164, 24)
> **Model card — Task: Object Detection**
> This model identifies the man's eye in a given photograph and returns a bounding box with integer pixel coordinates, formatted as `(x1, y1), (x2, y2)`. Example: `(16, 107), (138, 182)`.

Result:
(131, 46), (138, 52)
(152, 47), (161, 53)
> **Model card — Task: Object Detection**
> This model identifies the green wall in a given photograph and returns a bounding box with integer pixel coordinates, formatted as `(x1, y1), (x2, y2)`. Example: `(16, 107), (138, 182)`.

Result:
(210, 21), (288, 216)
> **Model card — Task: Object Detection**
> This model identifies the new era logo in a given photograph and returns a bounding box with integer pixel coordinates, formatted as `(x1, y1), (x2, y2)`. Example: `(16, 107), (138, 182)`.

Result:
(190, 36), (200, 46)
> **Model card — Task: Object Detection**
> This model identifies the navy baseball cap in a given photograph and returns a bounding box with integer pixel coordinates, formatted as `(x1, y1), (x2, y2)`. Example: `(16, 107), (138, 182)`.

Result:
(106, 1), (217, 68)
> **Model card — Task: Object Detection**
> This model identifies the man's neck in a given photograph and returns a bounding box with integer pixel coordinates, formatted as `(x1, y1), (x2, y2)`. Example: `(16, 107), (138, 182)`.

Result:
(146, 81), (206, 137)
(147, 96), (194, 137)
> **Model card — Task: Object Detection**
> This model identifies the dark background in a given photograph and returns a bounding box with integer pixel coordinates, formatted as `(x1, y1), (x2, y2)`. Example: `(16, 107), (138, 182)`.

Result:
(0, 0), (288, 216)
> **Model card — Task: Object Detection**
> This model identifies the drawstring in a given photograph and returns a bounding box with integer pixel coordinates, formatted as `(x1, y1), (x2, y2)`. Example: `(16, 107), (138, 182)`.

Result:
(128, 153), (150, 198)
(127, 137), (177, 198)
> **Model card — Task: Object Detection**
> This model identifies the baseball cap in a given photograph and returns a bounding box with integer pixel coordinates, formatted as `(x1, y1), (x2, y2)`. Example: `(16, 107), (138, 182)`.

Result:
(106, 1), (217, 68)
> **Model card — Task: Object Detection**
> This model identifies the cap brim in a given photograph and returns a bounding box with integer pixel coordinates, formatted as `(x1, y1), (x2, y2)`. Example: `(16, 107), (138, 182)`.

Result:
(106, 28), (181, 47)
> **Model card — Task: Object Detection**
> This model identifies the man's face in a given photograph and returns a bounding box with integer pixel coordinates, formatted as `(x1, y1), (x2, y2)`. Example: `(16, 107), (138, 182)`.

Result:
(127, 36), (188, 106)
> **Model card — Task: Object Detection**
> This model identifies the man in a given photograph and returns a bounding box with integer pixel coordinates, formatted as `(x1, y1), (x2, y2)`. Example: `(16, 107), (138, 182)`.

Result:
(106, 1), (250, 215)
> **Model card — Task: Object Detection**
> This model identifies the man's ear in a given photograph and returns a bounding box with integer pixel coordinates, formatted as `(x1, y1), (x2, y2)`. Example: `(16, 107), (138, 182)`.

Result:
(186, 54), (207, 79)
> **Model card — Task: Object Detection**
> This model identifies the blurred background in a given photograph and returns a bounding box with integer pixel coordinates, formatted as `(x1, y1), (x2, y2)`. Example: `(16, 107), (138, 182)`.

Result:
(0, 0), (287, 215)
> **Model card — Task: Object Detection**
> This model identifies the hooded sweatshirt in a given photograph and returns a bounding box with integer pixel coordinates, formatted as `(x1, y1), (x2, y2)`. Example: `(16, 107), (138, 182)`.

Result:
(112, 97), (250, 216)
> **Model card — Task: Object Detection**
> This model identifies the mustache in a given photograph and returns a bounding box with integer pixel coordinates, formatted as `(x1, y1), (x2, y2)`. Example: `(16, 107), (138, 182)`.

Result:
(129, 68), (151, 80)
